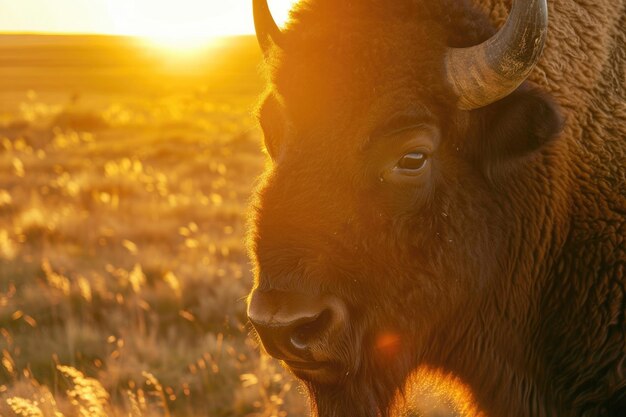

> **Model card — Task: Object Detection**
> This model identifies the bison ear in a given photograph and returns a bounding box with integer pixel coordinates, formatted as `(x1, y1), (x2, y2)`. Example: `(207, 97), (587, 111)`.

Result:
(468, 85), (563, 182)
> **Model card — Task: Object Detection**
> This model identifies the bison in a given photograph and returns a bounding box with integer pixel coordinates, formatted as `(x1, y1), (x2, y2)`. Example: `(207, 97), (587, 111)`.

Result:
(246, 0), (626, 416)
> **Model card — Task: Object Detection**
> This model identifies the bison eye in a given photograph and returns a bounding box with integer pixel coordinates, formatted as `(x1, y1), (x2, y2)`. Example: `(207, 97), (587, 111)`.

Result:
(376, 125), (438, 185)
(396, 152), (428, 172)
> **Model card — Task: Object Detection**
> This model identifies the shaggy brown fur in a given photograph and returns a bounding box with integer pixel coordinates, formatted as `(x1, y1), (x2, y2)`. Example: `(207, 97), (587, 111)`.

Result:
(248, 1), (625, 416)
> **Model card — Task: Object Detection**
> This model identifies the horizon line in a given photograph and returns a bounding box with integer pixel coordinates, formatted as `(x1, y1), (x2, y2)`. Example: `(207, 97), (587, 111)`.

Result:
(0, 31), (256, 37)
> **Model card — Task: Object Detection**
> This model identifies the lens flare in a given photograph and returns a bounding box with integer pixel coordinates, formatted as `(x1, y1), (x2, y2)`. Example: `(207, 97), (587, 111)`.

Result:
(375, 331), (401, 358)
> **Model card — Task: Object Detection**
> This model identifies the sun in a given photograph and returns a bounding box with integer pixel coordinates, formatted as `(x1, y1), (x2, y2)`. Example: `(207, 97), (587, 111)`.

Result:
(104, 0), (298, 52)
(138, 34), (222, 58)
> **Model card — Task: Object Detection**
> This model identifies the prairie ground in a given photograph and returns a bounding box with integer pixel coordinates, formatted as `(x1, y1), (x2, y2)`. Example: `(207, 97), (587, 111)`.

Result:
(0, 34), (310, 417)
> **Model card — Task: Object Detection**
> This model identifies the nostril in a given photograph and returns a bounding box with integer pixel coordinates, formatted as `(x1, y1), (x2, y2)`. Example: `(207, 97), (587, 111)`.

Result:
(247, 289), (349, 361)
(290, 310), (332, 350)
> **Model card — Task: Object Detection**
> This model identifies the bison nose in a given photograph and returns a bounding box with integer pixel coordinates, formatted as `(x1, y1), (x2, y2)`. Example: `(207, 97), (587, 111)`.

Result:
(247, 289), (348, 362)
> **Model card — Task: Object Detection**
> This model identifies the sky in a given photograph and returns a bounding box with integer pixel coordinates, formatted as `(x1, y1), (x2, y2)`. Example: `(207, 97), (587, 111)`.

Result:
(0, 0), (299, 37)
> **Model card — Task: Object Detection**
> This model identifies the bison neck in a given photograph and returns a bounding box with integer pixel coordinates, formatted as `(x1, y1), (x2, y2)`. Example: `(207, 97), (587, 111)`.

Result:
(420, 238), (625, 417)
(420, 295), (556, 417)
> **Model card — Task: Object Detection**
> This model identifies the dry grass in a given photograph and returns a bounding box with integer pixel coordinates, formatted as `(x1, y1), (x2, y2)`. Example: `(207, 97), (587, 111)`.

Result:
(0, 37), (309, 416)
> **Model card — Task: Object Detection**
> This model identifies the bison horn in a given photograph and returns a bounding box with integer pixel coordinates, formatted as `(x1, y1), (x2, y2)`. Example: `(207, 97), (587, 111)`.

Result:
(253, 0), (283, 56)
(445, 0), (548, 110)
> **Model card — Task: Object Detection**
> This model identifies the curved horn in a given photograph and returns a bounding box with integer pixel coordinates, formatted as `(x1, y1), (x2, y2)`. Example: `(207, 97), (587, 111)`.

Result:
(445, 0), (548, 110)
(253, 0), (283, 56)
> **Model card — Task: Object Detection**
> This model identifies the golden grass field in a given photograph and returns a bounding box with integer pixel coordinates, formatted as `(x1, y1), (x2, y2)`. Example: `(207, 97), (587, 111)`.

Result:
(0, 34), (311, 417)
(0, 34), (457, 417)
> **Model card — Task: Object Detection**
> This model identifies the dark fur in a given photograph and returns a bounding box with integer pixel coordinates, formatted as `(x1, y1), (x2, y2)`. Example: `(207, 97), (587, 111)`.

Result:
(248, 0), (626, 416)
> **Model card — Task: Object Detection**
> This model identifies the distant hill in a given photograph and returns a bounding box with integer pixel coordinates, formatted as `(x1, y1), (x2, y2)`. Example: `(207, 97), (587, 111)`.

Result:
(0, 34), (264, 95)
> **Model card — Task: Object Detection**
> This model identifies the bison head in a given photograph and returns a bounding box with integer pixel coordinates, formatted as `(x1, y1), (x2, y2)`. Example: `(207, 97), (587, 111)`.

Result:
(247, 0), (563, 415)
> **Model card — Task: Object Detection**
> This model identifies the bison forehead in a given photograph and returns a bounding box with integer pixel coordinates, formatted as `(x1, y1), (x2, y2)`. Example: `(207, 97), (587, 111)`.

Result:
(261, 1), (502, 142)
(269, 18), (454, 131)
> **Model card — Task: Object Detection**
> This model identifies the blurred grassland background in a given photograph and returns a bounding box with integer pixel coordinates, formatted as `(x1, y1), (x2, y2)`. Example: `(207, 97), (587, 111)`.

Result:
(0, 34), (311, 417)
